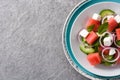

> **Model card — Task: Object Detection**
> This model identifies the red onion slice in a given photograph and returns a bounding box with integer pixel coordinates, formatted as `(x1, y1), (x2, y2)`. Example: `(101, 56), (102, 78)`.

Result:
(113, 35), (120, 48)
(101, 15), (114, 24)
(99, 32), (113, 48)
(101, 47), (120, 62)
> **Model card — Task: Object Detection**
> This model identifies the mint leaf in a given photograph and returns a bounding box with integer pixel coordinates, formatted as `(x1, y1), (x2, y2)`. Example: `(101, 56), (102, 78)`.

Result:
(118, 23), (120, 28)
(93, 39), (100, 52)
(116, 40), (120, 45)
(102, 59), (114, 66)
(98, 22), (108, 34)
(81, 37), (86, 43)
(87, 25), (94, 32)
(103, 61), (114, 66)
(93, 39), (100, 47)
(107, 55), (114, 60)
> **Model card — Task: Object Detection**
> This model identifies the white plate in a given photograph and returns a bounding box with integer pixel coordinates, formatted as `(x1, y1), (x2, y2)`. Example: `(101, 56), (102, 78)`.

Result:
(63, 0), (120, 79)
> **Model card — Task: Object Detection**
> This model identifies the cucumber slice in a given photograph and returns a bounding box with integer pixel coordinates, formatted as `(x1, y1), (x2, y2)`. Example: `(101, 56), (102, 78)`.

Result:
(79, 45), (95, 54)
(99, 9), (115, 18)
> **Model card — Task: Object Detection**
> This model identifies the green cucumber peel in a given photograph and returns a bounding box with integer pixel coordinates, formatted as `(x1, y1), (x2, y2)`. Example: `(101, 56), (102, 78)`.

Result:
(79, 45), (95, 55)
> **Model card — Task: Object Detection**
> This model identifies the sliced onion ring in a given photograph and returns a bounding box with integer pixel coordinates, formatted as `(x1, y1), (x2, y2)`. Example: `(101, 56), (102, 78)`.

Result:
(101, 16), (108, 24)
(99, 32), (113, 48)
(113, 35), (120, 48)
(101, 15), (114, 24)
(101, 47), (120, 62)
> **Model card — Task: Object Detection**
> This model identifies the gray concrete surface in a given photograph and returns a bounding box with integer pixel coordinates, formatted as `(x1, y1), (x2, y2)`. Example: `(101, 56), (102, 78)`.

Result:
(0, 0), (90, 80)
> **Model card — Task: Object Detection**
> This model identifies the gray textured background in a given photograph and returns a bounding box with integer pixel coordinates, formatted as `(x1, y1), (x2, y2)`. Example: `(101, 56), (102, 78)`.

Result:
(0, 0), (91, 80)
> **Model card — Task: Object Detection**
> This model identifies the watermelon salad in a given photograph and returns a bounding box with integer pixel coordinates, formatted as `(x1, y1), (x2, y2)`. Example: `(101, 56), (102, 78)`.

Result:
(78, 9), (120, 66)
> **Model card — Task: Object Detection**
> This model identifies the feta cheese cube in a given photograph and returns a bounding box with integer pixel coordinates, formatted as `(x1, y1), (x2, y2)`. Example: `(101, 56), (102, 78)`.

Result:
(103, 36), (112, 46)
(109, 48), (116, 55)
(79, 29), (89, 38)
(92, 13), (101, 21)
(114, 15), (120, 23)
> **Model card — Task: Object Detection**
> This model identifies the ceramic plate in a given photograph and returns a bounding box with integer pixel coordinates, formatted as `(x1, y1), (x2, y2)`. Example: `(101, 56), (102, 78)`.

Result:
(62, 0), (120, 79)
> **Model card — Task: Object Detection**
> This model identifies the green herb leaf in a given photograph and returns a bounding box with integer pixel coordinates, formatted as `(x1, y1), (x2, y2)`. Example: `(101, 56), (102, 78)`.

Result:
(98, 22), (108, 34)
(103, 62), (114, 66)
(118, 23), (120, 28)
(93, 39), (100, 47)
(107, 55), (114, 60)
(101, 60), (114, 66)
(81, 37), (86, 43)
(116, 40), (120, 46)
(92, 39), (100, 52)
(94, 46), (98, 52)
(87, 25), (94, 32)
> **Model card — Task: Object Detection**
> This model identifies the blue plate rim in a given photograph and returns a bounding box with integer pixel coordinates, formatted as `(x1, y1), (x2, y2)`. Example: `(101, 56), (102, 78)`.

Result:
(62, 0), (120, 79)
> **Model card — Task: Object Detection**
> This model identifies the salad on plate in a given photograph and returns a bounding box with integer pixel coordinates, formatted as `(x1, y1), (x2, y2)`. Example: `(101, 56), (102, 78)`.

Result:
(78, 9), (120, 66)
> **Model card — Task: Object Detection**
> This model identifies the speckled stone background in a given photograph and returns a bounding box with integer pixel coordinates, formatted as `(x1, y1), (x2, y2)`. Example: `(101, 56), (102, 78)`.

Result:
(0, 0), (93, 80)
